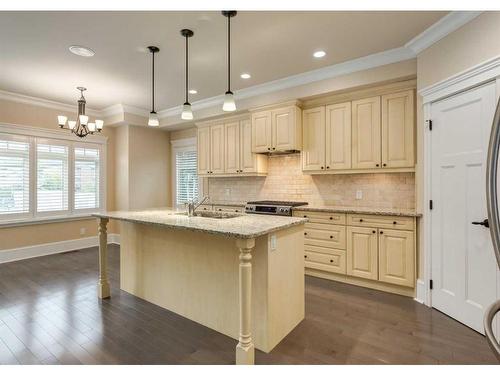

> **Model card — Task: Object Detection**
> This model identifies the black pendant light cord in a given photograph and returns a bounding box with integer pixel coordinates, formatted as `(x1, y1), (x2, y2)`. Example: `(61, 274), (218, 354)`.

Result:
(227, 15), (231, 93)
(185, 35), (189, 104)
(152, 50), (155, 112)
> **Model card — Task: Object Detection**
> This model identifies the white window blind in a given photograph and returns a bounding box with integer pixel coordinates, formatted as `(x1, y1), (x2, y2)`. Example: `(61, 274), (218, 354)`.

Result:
(74, 147), (100, 210)
(175, 149), (198, 205)
(0, 138), (30, 216)
(36, 143), (69, 213)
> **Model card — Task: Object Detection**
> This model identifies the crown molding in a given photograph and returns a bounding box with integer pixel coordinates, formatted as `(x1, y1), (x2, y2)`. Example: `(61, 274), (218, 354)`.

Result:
(405, 11), (482, 54)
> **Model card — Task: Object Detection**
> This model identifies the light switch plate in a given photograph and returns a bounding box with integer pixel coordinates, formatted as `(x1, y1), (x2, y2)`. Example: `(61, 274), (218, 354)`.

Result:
(356, 190), (363, 200)
(270, 234), (277, 251)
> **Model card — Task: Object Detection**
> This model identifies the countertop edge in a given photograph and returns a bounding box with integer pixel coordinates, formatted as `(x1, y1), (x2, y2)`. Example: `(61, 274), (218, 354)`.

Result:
(292, 207), (421, 217)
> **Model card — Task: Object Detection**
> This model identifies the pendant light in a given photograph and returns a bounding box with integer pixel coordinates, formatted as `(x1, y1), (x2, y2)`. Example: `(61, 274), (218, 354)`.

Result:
(147, 46), (160, 126)
(180, 29), (194, 120)
(222, 11), (237, 112)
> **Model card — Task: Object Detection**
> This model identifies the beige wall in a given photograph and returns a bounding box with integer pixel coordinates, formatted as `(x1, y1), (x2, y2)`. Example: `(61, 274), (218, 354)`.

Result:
(207, 154), (415, 209)
(0, 98), (117, 250)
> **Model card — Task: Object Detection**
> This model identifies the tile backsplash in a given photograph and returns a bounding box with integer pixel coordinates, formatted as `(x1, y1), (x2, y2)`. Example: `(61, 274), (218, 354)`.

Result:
(207, 153), (415, 209)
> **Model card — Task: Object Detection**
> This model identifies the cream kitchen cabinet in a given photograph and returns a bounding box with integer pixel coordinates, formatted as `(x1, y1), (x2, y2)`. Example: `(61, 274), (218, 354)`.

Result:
(346, 226), (378, 280)
(381, 90), (415, 168)
(302, 102), (351, 172)
(351, 96), (381, 169)
(251, 102), (302, 153)
(378, 229), (414, 287)
(197, 116), (267, 177)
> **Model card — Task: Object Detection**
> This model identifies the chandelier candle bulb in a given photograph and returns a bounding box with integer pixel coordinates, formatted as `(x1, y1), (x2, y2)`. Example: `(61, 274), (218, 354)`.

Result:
(79, 115), (89, 126)
(95, 119), (104, 131)
(68, 120), (76, 130)
(88, 122), (96, 132)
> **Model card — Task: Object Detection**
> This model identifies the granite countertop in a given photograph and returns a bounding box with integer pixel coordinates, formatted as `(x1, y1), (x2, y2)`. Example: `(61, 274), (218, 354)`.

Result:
(93, 208), (307, 239)
(292, 205), (421, 217)
(204, 201), (246, 207)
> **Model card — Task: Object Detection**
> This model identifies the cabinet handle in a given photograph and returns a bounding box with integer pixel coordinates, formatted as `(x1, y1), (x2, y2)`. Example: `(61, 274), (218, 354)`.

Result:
(329, 235), (333, 239)
(376, 163), (380, 167)
(330, 259), (333, 263)
(326, 166), (330, 169)
(272, 147), (276, 150)
(372, 230), (376, 233)
(383, 163), (387, 167)
(303, 215), (308, 218)
(304, 232), (307, 236)
(380, 231), (384, 234)
(268, 147), (271, 151)
(359, 219), (363, 222)
(321, 166), (324, 169)
(329, 217), (333, 220)
(393, 221), (397, 225)
(304, 255), (307, 259)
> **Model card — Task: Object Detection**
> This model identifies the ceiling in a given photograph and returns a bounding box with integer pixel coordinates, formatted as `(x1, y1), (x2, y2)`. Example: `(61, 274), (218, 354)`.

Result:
(0, 11), (446, 111)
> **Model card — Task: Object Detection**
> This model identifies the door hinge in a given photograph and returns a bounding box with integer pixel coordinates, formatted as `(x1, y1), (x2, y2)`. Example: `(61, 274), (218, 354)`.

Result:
(429, 200), (433, 210)
(428, 119), (433, 131)
(430, 279), (434, 290)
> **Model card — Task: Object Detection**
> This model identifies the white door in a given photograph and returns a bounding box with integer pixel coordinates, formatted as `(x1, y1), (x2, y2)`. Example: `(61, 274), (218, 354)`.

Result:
(431, 81), (497, 333)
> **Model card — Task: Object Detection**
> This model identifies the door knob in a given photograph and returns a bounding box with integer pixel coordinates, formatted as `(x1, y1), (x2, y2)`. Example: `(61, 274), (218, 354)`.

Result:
(472, 219), (490, 228)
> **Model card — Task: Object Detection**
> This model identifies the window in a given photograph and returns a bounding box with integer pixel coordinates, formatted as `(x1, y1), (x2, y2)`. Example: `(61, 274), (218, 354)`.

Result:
(74, 147), (100, 210)
(171, 138), (200, 207)
(0, 136), (30, 217)
(0, 124), (106, 224)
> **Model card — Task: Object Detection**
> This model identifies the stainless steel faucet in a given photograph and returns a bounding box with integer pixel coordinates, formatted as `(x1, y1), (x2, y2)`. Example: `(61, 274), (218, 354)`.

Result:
(186, 196), (209, 217)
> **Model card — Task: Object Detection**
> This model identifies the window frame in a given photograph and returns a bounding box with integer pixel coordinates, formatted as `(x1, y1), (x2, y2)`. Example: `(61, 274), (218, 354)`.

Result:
(171, 137), (202, 209)
(0, 122), (107, 226)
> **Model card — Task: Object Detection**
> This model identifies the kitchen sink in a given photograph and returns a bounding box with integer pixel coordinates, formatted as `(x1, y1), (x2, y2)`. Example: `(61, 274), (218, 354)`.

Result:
(175, 211), (242, 219)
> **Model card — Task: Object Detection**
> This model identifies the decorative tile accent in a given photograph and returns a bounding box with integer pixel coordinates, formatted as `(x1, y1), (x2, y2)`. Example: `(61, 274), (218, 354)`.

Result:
(207, 154), (415, 209)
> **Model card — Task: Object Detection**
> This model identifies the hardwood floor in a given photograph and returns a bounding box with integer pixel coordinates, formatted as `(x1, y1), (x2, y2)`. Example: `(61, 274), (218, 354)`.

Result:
(0, 245), (497, 365)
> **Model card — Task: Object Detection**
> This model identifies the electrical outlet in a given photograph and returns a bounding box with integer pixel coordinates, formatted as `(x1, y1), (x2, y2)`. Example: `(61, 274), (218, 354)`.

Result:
(80, 227), (86, 235)
(270, 234), (277, 251)
(356, 190), (363, 200)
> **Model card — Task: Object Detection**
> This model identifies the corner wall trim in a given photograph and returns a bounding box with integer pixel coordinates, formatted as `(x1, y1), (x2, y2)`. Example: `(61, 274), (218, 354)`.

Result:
(0, 234), (120, 264)
(414, 279), (428, 306)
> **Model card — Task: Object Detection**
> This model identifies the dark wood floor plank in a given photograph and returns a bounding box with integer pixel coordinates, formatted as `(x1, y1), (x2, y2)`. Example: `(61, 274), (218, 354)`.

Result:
(0, 245), (497, 365)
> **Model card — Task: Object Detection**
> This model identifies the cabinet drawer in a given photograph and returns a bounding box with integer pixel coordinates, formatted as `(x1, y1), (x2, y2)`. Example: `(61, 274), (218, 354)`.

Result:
(213, 205), (244, 213)
(294, 211), (346, 225)
(304, 223), (346, 250)
(304, 247), (346, 275)
(347, 214), (413, 230)
(198, 205), (213, 211)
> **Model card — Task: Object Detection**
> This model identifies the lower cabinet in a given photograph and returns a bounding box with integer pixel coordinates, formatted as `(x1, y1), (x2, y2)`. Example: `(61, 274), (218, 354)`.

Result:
(346, 226), (378, 280)
(295, 210), (416, 294)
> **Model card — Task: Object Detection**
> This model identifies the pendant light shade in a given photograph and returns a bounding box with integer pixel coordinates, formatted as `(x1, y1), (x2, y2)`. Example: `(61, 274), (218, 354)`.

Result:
(180, 29), (194, 121)
(222, 11), (237, 112)
(148, 111), (159, 127)
(147, 46), (160, 127)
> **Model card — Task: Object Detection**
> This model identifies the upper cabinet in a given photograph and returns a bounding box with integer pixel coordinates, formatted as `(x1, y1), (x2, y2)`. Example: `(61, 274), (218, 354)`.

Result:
(197, 116), (267, 177)
(251, 103), (302, 153)
(381, 90), (415, 168)
(302, 88), (415, 174)
(351, 96), (381, 169)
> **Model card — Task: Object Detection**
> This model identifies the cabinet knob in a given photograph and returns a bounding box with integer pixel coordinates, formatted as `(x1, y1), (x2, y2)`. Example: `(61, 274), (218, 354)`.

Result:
(304, 255), (307, 259)
(304, 232), (307, 236)
(268, 147), (271, 151)
(376, 164), (380, 167)
(330, 259), (334, 263)
(321, 166), (324, 169)
(326, 166), (330, 169)
(303, 215), (307, 218)
(393, 221), (397, 225)
(372, 230), (376, 233)
(380, 231), (384, 234)
(383, 163), (387, 167)
(359, 219), (363, 222)
(329, 217), (333, 220)
(272, 147), (276, 150)
(329, 235), (333, 239)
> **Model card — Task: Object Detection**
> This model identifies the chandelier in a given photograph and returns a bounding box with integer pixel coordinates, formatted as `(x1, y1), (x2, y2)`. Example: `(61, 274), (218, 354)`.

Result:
(57, 87), (103, 137)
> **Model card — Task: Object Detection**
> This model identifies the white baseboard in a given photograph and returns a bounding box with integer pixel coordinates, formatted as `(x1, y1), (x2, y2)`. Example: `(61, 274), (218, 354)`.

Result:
(414, 278), (428, 305)
(0, 233), (120, 264)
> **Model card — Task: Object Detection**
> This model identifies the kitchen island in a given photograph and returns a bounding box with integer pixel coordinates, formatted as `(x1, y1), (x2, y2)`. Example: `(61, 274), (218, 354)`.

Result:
(93, 208), (307, 365)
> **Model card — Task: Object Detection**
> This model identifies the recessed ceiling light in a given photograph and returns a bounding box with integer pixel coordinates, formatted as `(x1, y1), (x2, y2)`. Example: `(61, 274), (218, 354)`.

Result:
(69, 45), (95, 57)
(240, 73), (251, 79)
(313, 50), (326, 58)
(189, 89), (198, 94)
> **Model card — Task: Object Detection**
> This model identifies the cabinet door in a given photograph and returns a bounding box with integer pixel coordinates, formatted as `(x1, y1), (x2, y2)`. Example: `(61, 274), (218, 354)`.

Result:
(381, 90), (415, 168)
(210, 123), (225, 174)
(378, 229), (414, 287)
(197, 127), (211, 175)
(347, 226), (378, 280)
(351, 96), (381, 169)
(302, 107), (325, 171)
(224, 121), (240, 174)
(251, 111), (272, 153)
(326, 102), (351, 170)
(272, 107), (296, 151)
(240, 119), (257, 173)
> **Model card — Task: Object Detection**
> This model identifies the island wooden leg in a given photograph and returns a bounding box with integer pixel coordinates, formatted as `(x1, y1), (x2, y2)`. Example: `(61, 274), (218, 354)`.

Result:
(98, 217), (111, 299)
(235, 238), (255, 365)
